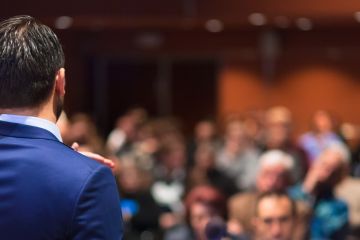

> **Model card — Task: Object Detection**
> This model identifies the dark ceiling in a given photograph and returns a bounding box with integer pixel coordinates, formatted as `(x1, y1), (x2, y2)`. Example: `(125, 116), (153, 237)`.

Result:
(2, 0), (360, 31)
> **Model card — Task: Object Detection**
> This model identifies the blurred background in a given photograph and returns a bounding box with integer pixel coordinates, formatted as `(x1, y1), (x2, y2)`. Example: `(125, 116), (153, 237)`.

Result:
(0, 0), (360, 137)
(3, 0), (360, 137)
(5, 2), (360, 239)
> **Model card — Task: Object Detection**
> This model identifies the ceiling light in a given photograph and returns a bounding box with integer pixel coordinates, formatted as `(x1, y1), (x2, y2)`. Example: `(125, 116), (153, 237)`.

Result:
(205, 19), (224, 33)
(54, 16), (73, 30)
(248, 13), (267, 26)
(296, 18), (312, 31)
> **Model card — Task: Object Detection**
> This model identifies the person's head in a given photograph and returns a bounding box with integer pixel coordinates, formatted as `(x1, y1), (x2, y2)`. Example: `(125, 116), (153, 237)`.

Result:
(252, 191), (296, 240)
(68, 113), (104, 153)
(224, 119), (246, 141)
(159, 140), (186, 170)
(222, 118), (249, 155)
(256, 150), (295, 193)
(0, 15), (65, 119)
(311, 143), (350, 194)
(117, 155), (152, 193)
(341, 122), (360, 151)
(194, 143), (216, 170)
(311, 110), (336, 134)
(194, 119), (217, 142)
(185, 185), (226, 239)
(265, 106), (292, 148)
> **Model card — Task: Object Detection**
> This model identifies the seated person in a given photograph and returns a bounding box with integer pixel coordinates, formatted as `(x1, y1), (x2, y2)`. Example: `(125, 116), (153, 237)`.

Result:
(164, 185), (226, 240)
(252, 191), (297, 240)
(289, 143), (350, 239)
(228, 150), (310, 239)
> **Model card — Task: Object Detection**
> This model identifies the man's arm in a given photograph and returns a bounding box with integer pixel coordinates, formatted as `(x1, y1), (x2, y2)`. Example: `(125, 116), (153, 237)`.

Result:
(69, 166), (123, 240)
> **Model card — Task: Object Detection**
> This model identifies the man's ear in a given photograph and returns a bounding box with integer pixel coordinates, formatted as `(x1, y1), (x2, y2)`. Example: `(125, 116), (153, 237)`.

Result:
(55, 68), (66, 96)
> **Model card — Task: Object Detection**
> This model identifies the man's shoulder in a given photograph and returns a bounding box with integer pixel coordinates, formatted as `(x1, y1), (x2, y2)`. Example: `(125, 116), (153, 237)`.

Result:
(39, 141), (109, 179)
(1, 136), (108, 184)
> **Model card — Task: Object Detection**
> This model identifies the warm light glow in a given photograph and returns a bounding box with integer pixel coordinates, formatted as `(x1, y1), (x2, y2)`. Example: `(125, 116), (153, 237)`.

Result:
(54, 16), (73, 30)
(205, 19), (224, 33)
(248, 13), (267, 26)
(354, 12), (360, 23)
(295, 18), (312, 31)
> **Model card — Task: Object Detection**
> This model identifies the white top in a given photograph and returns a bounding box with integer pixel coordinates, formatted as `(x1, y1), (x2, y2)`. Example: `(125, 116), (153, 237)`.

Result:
(0, 114), (62, 142)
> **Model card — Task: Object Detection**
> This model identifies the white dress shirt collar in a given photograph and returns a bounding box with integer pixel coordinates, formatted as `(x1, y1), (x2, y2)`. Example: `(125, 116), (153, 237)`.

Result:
(0, 114), (62, 142)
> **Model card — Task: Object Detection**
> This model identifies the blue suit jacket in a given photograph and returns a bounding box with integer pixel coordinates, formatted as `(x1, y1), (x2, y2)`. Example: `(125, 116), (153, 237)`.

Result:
(0, 120), (123, 239)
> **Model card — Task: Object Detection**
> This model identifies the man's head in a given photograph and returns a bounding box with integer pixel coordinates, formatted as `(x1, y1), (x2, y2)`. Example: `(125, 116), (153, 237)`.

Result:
(0, 15), (65, 119)
(253, 191), (296, 240)
(265, 106), (292, 148)
(256, 150), (295, 193)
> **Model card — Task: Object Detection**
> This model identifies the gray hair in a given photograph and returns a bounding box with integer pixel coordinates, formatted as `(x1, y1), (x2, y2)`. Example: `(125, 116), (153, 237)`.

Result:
(257, 150), (295, 173)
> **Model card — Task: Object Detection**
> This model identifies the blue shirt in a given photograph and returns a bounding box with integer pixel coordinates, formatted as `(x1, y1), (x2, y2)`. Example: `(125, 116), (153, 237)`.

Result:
(289, 184), (349, 239)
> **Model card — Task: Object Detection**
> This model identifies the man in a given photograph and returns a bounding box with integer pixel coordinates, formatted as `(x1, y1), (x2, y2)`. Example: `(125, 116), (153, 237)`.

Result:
(261, 106), (308, 182)
(0, 15), (123, 239)
(216, 119), (260, 191)
(227, 150), (309, 239)
(289, 143), (349, 239)
(252, 191), (296, 240)
(228, 150), (295, 231)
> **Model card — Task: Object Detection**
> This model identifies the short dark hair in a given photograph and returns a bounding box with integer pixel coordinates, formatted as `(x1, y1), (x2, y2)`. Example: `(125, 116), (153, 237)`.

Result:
(0, 15), (64, 108)
(254, 191), (297, 217)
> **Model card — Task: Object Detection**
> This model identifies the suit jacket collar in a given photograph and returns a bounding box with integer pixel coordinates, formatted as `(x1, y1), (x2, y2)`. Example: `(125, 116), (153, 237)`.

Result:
(0, 120), (59, 142)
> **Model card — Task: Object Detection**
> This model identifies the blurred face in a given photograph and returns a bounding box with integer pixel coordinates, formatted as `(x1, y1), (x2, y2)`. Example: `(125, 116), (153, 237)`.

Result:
(266, 123), (289, 148)
(190, 202), (213, 238)
(253, 196), (295, 240)
(195, 147), (214, 169)
(256, 165), (289, 193)
(313, 111), (333, 133)
(195, 121), (216, 141)
(164, 147), (186, 170)
(119, 166), (141, 193)
(226, 121), (245, 141)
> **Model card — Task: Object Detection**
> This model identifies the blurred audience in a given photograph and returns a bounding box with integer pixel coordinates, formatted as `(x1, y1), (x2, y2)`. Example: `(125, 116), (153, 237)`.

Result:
(56, 106), (360, 240)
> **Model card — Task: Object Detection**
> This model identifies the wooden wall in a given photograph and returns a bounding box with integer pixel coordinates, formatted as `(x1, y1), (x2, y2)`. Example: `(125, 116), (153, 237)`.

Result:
(218, 29), (360, 136)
